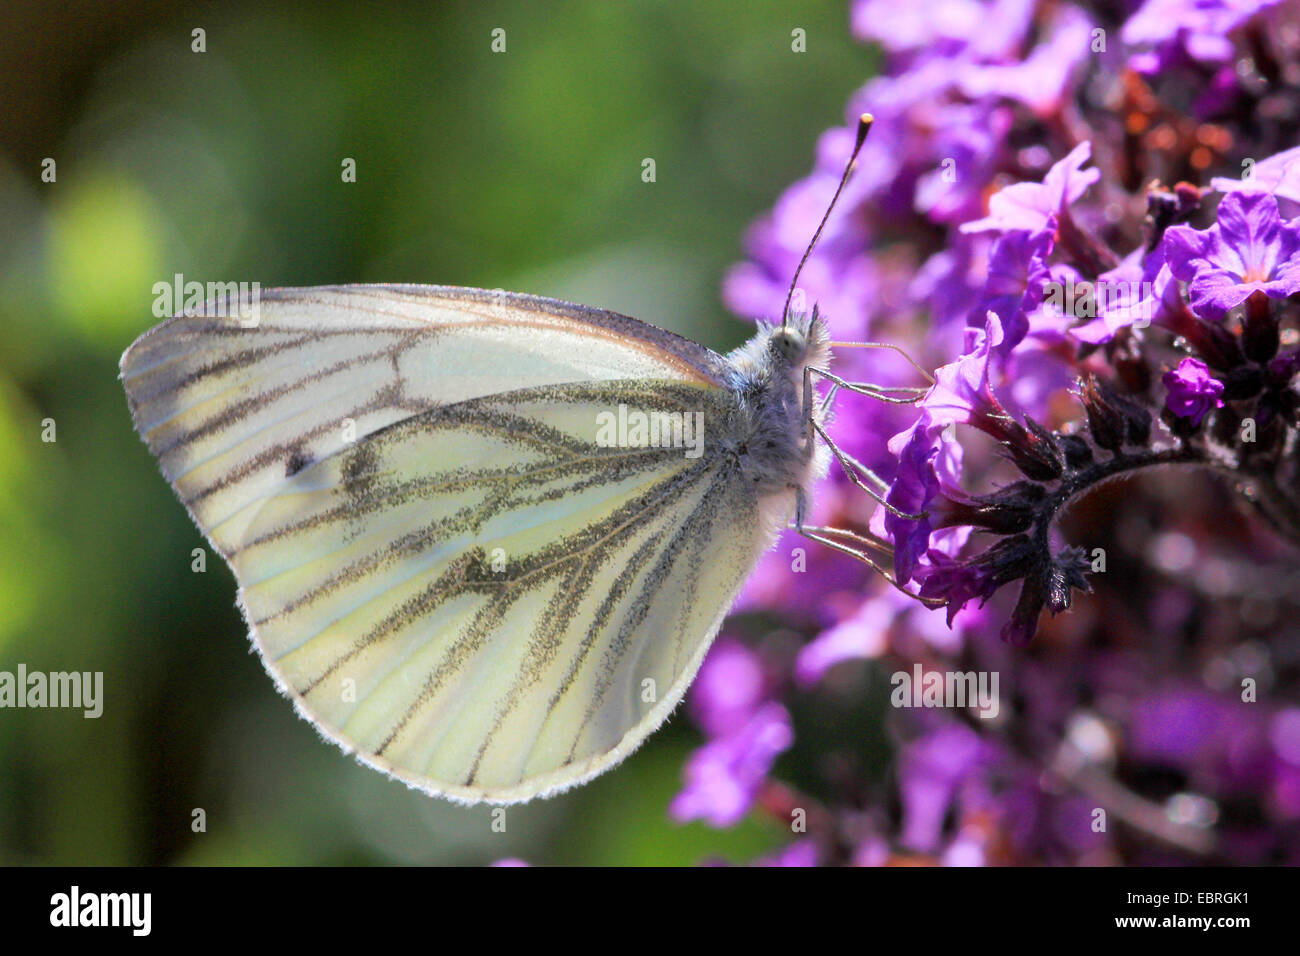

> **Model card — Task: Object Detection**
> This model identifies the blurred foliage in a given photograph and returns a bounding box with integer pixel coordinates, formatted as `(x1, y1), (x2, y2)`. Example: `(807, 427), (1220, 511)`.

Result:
(0, 0), (871, 864)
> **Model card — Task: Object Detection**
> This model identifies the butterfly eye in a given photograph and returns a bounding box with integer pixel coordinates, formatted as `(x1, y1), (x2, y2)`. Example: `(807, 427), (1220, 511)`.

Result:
(770, 327), (806, 363)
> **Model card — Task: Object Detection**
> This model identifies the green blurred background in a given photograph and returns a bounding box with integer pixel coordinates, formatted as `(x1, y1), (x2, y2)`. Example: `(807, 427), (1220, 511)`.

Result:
(0, 0), (870, 864)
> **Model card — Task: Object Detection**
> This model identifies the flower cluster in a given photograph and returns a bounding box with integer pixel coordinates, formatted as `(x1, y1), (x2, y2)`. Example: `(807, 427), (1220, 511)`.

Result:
(681, 0), (1300, 866)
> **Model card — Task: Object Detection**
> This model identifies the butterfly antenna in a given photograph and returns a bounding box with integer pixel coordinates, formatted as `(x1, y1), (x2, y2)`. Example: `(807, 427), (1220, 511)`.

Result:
(781, 112), (874, 329)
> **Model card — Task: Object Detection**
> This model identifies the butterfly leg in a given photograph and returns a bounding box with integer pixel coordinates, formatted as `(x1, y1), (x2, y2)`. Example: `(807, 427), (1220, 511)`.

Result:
(825, 338), (937, 384)
(809, 337), (933, 413)
(810, 366), (929, 405)
(818, 381), (841, 417)
(790, 486), (945, 606)
(801, 364), (926, 519)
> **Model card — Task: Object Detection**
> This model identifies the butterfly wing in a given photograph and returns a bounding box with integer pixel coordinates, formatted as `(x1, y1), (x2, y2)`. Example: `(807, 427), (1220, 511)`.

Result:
(121, 285), (767, 802)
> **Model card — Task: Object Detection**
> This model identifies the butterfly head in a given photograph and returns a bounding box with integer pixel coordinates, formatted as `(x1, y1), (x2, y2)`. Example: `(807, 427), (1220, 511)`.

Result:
(769, 306), (830, 372)
(769, 325), (805, 363)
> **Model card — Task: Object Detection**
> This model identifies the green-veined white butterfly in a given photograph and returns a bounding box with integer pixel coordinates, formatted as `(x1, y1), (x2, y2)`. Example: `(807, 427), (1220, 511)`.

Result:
(119, 115), (914, 804)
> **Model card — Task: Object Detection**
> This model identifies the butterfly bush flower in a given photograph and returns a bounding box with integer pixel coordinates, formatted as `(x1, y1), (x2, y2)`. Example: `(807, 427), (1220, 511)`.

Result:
(1163, 192), (1300, 320)
(1071, 246), (1180, 345)
(972, 223), (1055, 349)
(1163, 357), (1225, 425)
(684, 638), (769, 737)
(897, 723), (998, 853)
(880, 311), (1006, 583)
(1212, 146), (1300, 206)
(850, 0), (1033, 56)
(679, 0), (1300, 867)
(1122, 0), (1283, 74)
(755, 839), (820, 867)
(960, 143), (1100, 237)
(793, 594), (892, 685)
(955, 6), (1096, 116)
(671, 641), (794, 827)
(669, 701), (793, 828)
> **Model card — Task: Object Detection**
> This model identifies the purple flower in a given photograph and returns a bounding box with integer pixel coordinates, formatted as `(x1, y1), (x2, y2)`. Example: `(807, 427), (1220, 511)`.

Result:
(1212, 145), (1300, 207)
(914, 105), (1013, 225)
(942, 827), (991, 866)
(916, 310), (1007, 427)
(851, 0), (1034, 58)
(1163, 191), (1300, 320)
(903, 593), (983, 651)
(721, 119), (916, 338)
(1002, 338), (1078, 420)
(795, 595), (892, 685)
(734, 525), (868, 615)
(844, 62), (981, 219)
(686, 639), (768, 737)
(1071, 246), (1180, 345)
(1128, 688), (1265, 779)
(961, 142), (1099, 237)
(1163, 357), (1225, 425)
(972, 222), (1055, 350)
(883, 425), (945, 584)
(852, 836), (892, 867)
(1122, 0), (1281, 74)
(957, 6), (1094, 116)
(1270, 709), (1300, 767)
(916, 558), (997, 627)
(670, 703), (793, 828)
(1193, 64), (1247, 118)
(882, 312), (1005, 583)
(898, 724), (996, 852)
(912, 239), (985, 331)
(880, 420), (970, 579)
(755, 839), (819, 867)
(707, 0), (1300, 867)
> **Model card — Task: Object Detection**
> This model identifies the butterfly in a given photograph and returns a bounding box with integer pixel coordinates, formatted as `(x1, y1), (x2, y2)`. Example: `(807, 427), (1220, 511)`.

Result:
(119, 115), (920, 804)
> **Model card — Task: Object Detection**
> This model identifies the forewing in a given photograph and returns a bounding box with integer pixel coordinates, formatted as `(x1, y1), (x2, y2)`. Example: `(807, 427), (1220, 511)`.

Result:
(120, 284), (728, 552)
